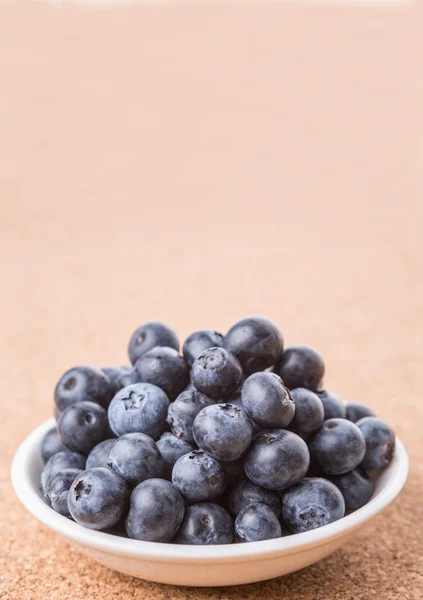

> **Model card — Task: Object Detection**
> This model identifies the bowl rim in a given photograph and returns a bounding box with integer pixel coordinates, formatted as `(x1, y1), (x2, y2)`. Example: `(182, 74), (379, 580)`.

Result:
(11, 417), (408, 564)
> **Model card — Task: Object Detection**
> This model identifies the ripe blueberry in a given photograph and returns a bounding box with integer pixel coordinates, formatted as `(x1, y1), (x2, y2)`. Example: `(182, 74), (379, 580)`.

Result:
(289, 388), (324, 437)
(316, 390), (346, 419)
(157, 432), (195, 477)
(46, 468), (82, 517)
(68, 467), (128, 530)
(274, 345), (324, 391)
(134, 347), (189, 401)
(223, 317), (284, 375)
(191, 347), (243, 400)
(107, 432), (164, 487)
(309, 418), (366, 475)
(329, 469), (375, 510)
(244, 430), (310, 490)
(172, 450), (226, 502)
(41, 450), (86, 495)
(108, 383), (169, 440)
(282, 477), (345, 533)
(125, 479), (185, 542)
(356, 417), (395, 471)
(175, 503), (233, 545)
(41, 427), (69, 463)
(54, 366), (112, 414)
(193, 403), (253, 462)
(235, 503), (282, 542)
(346, 402), (375, 423)
(241, 372), (295, 429)
(128, 322), (179, 365)
(58, 401), (110, 455)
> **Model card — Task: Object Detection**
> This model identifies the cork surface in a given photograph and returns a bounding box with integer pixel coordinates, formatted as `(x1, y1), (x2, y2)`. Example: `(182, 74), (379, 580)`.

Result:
(1, 1), (422, 598)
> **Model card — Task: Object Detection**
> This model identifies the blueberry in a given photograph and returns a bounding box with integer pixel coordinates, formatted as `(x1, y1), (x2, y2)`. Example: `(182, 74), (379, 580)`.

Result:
(235, 503), (282, 542)
(223, 317), (284, 375)
(172, 450), (226, 502)
(68, 467), (128, 530)
(229, 479), (281, 518)
(274, 345), (324, 391)
(241, 372), (295, 429)
(175, 503), (233, 545)
(309, 418), (366, 475)
(289, 388), (324, 437)
(346, 402), (375, 423)
(157, 432), (195, 476)
(86, 439), (116, 469)
(356, 417), (395, 471)
(45, 468), (82, 516)
(227, 392), (261, 435)
(282, 477), (345, 533)
(54, 366), (113, 413)
(166, 389), (216, 443)
(107, 433), (164, 487)
(191, 347), (243, 401)
(128, 322), (180, 365)
(244, 430), (310, 491)
(183, 329), (224, 367)
(316, 390), (346, 419)
(329, 469), (375, 510)
(108, 383), (169, 439)
(58, 401), (110, 455)
(125, 478), (185, 542)
(193, 404), (253, 462)
(41, 450), (86, 494)
(134, 347), (189, 401)
(41, 427), (69, 463)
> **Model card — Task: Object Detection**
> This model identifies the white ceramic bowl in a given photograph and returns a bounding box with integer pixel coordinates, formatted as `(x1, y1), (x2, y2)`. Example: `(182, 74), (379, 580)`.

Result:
(11, 418), (408, 587)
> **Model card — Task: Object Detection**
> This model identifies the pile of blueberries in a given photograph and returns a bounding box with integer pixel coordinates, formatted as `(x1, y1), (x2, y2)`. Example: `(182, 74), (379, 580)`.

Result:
(41, 317), (396, 545)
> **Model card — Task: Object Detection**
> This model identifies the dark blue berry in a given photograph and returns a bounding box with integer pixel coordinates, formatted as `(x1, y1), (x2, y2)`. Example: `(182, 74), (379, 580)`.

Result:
(244, 429), (310, 491)
(58, 401), (110, 455)
(309, 418), (366, 475)
(175, 503), (233, 545)
(223, 317), (284, 375)
(329, 469), (375, 510)
(134, 347), (189, 401)
(274, 345), (324, 391)
(41, 427), (69, 463)
(289, 388), (324, 437)
(241, 372), (295, 429)
(172, 450), (226, 502)
(45, 468), (82, 517)
(102, 366), (128, 395)
(193, 403), (253, 462)
(128, 322), (180, 365)
(55, 366), (113, 414)
(86, 439), (116, 469)
(114, 367), (139, 390)
(107, 433), (164, 487)
(316, 390), (346, 419)
(229, 479), (281, 517)
(183, 329), (224, 367)
(68, 467), (128, 530)
(125, 479), (185, 542)
(157, 432), (195, 476)
(282, 477), (345, 533)
(235, 503), (282, 542)
(221, 458), (245, 489)
(108, 383), (169, 439)
(356, 417), (395, 471)
(346, 402), (375, 423)
(166, 389), (215, 443)
(41, 450), (86, 494)
(191, 347), (243, 400)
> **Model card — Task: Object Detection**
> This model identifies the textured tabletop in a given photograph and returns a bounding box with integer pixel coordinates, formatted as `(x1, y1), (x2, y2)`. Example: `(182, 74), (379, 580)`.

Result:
(1, 2), (422, 599)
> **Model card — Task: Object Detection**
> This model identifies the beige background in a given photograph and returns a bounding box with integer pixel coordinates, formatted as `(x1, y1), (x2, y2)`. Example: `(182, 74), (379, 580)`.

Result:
(1, 1), (422, 599)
